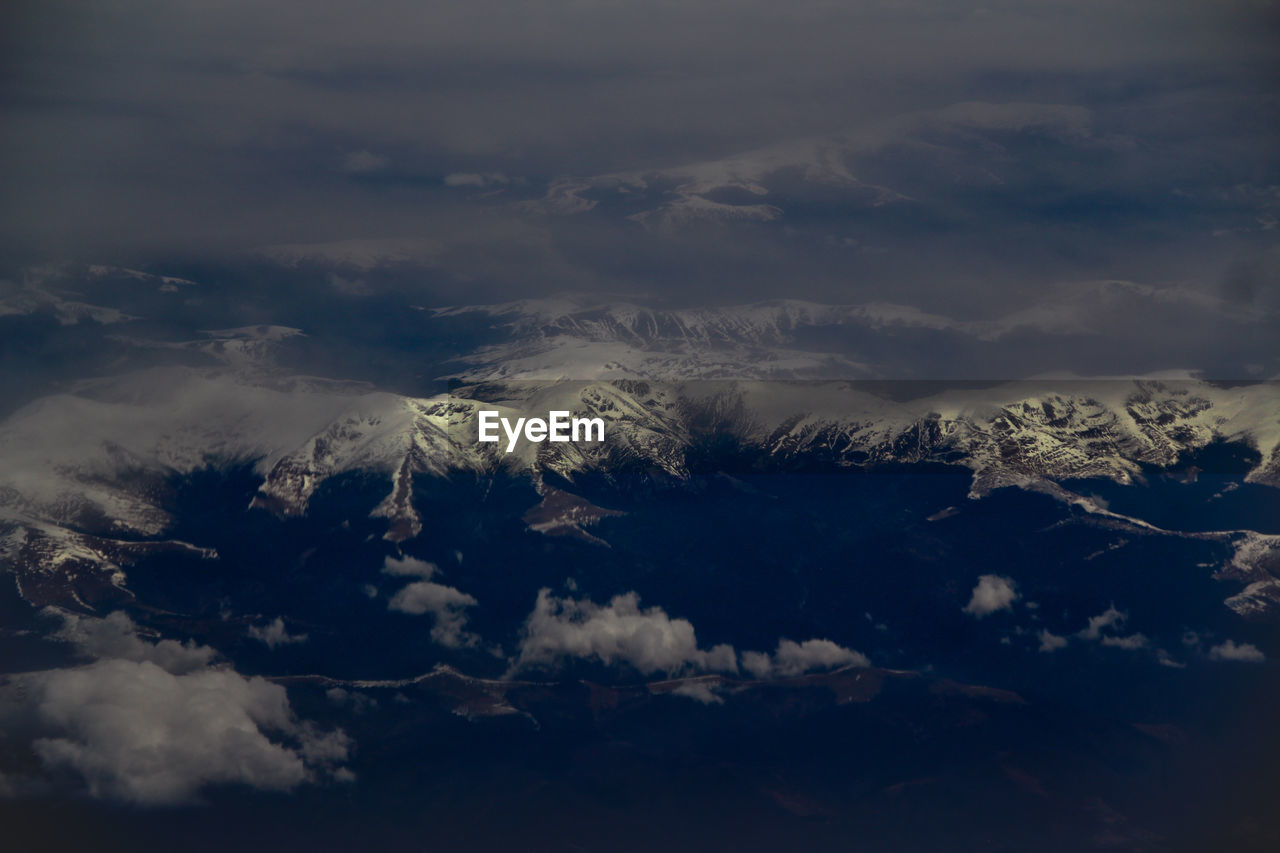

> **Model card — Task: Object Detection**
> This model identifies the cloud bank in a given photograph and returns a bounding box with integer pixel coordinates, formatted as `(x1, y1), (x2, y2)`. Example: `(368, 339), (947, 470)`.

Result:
(53, 609), (215, 674)
(740, 638), (870, 679)
(3, 611), (350, 806)
(513, 589), (867, 679)
(514, 589), (738, 676)
(27, 659), (349, 805)
(3, 0), (1276, 359)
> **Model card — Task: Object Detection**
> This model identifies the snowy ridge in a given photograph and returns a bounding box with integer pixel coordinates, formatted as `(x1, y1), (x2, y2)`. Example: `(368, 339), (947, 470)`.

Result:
(737, 379), (1280, 492)
(435, 283), (1268, 373)
(1, 294), (1277, 614)
(435, 297), (852, 343)
(2, 371), (1274, 541)
(0, 368), (434, 538)
(1, 516), (215, 610)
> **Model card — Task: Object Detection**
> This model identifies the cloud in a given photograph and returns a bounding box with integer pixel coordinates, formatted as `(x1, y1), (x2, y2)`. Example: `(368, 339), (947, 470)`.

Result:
(444, 172), (509, 188)
(0, 0), (1274, 394)
(247, 617), (309, 648)
(52, 609), (214, 674)
(7, 612), (350, 806)
(963, 575), (1019, 618)
(388, 582), (479, 646)
(1068, 606), (1154, 655)
(1100, 633), (1149, 651)
(1037, 630), (1068, 653)
(925, 101), (1097, 143)
(1207, 639), (1266, 663)
(1077, 606), (1125, 641)
(671, 682), (724, 705)
(25, 660), (350, 806)
(513, 589), (869, 679)
(4, 0), (1277, 380)
(513, 589), (737, 676)
(382, 555), (438, 577)
(5, 0), (1272, 308)
(342, 150), (389, 174)
(741, 638), (869, 679)
(382, 556), (480, 648)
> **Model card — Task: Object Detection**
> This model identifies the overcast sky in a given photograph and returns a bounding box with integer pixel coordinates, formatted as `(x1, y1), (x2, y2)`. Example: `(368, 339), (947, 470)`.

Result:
(1, 1), (1277, 315)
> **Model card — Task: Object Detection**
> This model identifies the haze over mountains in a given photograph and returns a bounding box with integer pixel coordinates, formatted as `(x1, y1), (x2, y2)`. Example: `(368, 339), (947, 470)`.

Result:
(3, 2), (1279, 846)
(2, 275), (1278, 627)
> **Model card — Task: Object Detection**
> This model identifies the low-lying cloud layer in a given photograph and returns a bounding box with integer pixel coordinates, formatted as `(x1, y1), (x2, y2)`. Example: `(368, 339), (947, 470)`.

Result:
(54, 609), (215, 673)
(1, 611), (350, 805)
(514, 589), (738, 676)
(513, 589), (866, 679)
(741, 639), (870, 679)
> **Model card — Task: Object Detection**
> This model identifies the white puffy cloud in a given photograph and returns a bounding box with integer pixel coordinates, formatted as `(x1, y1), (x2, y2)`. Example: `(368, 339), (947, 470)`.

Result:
(1077, 606), (1125, 641)
(513, 589), (869, 680)
(382, 556), (480, 648)
(247, 617), (309, 649)
(739, 651), (769, 677)
(53, 609), (214, 674)
(388, 582), (479, 646)
(741, 638), (869, 679)
(1037, 629), (1068, 653)
(25, 660), (350, 806)
(962, 575), (1019, 618)
(7, 612), (350, 806)
(513, 589), (737, 676)
(1207, 639), (1266, 663)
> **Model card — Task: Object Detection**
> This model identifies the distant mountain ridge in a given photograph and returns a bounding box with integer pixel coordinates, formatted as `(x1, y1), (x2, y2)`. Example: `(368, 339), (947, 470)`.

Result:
(2, 346), (1277, 617)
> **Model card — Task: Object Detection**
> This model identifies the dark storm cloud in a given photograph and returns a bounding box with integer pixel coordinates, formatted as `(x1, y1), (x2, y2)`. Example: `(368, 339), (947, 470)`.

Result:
(0, 0), (1277, 322)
